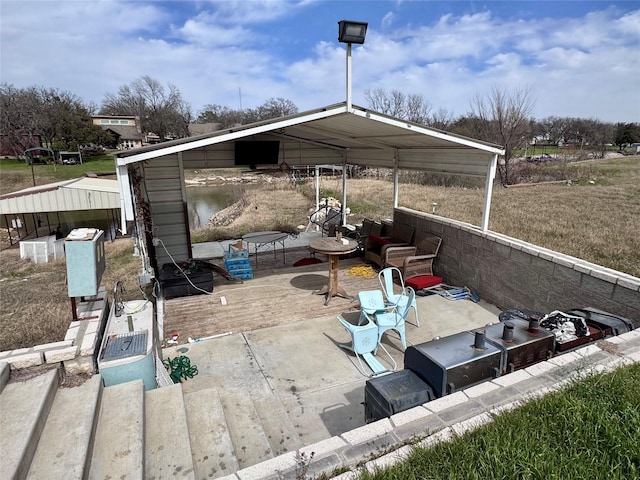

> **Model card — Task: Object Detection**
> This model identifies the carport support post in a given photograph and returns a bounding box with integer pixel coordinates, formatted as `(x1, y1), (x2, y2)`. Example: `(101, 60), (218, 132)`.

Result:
(314, 165), (320, 212)
(393, 150), (399, 209)
(341, 152), (348, 225)
(481, 153), (498, 231)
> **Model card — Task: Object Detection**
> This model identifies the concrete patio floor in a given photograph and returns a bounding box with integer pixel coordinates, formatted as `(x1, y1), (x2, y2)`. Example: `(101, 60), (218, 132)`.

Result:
(162, 294), (501, 450)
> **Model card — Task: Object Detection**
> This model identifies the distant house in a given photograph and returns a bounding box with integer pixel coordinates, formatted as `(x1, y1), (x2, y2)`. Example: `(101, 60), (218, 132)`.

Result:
(92, 115), (144, 150)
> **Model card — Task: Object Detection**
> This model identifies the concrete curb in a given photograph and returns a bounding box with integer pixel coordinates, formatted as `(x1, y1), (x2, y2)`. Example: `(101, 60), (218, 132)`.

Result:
(223, 333), (640, 479)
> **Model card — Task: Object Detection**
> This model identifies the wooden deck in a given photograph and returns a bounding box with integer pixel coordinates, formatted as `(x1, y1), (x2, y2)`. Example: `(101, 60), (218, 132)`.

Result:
(163, 247), (382, 342)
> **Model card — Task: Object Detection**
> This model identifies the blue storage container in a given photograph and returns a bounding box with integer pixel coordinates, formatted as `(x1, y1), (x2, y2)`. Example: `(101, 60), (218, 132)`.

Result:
(228, 268), (253, 280)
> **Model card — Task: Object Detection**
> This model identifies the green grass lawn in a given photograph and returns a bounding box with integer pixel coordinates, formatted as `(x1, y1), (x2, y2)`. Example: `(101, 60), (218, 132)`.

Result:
(0, 155), (117, 194)
(352, 363), (640, 480)
(0, 155), (116, 177)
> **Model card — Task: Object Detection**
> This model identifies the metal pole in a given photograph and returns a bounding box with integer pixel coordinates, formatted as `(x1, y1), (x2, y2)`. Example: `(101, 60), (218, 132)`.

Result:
(341, 152), (347, 226)
(315, 165), (320, 211)
(393, 150), (399, 209)
(481, 154), (498, 231)
(346, 43), (352, 110)
(30, 157), (36, 187)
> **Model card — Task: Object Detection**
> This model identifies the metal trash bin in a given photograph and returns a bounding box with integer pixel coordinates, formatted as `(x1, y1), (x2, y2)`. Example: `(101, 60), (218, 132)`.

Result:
(364, 369), (434, 423)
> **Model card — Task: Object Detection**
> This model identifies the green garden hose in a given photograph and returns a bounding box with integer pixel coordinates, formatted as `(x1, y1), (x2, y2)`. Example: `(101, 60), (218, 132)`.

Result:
(163, 355), (198, 383)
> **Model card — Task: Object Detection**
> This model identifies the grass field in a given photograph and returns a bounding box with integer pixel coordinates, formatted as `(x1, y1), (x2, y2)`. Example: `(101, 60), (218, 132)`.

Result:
(0, 155), (117, 194)
(353, 363), (640, 480)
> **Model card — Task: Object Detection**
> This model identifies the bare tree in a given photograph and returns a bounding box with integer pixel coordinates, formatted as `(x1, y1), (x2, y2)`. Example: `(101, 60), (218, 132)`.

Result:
(428, 107), (455, 130)
(101, 75), (192, 140)
(0, 84), (41, 155)
(1, 84), (107, 155)
(365, 88), (433, 125)
(253, 97), (298, 120)
(469, 85), (537, 185)
(197, 98), (298, 129)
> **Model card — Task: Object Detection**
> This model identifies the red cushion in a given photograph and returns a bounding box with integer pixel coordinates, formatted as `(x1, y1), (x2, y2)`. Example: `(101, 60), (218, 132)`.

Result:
(293, 257), (323, 267)
(368, 235), (391, 246)
(406, 275), (443, 290)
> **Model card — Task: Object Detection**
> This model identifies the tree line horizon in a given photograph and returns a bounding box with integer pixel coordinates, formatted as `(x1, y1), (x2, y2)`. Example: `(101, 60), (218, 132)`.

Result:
(1, 75), (638, 184)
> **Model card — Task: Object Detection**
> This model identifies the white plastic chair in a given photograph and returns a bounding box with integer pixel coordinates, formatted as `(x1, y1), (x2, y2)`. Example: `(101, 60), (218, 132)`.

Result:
(378, 267), (419, 327)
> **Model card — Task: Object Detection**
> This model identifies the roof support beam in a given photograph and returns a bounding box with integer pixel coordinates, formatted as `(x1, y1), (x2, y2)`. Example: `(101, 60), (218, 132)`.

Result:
(481, 153), (498, 231)
(295, 122), (395, 152)
(269, 131), (346, 151)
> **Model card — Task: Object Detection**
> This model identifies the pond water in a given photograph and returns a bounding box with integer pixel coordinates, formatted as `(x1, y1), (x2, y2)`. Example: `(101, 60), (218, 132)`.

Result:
(1, 184), (239, 245)
(186, 184), (239, 229)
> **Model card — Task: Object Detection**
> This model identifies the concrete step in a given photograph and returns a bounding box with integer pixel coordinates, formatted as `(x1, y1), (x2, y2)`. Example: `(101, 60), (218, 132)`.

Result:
(183, 387), (238, 479)
(219, 393), (273, 470)
(0, 361), (10, 394)
(28, 374), (103, 479)
(145, 383), (196, 479)
(254, 395), (304, 456)
(0, 368), (59, 480)
(88, 380), (145, 480)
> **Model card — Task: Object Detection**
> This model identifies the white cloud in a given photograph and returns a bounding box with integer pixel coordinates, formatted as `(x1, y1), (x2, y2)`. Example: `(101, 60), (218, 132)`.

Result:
(1, 1), (638, 122)
(381, 12), (395, 30)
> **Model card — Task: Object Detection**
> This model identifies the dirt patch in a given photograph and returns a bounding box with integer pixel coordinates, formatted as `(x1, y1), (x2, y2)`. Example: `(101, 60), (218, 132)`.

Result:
(597, 340), (622, 357)
(8, 363), (60, 384)
(8, 363), (94, 388)
(60, 370), (94, 388)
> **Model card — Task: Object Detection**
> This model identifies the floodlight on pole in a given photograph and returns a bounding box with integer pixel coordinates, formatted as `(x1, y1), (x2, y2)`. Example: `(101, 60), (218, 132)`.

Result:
(338, 20), (367, 110)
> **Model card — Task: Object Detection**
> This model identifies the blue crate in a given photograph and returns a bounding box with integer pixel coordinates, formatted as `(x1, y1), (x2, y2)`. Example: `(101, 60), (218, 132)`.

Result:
(224, 258), (251, 269)
(229, 269), (253, 280)
(224, 250), (249, 260)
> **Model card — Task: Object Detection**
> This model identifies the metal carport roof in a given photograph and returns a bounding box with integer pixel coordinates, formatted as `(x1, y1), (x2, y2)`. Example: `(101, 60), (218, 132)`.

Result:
(115, 102), (504, 177)
(0, 177), (121, 214)
(114, 102), (504, 234)
(113, 103), (505, 271)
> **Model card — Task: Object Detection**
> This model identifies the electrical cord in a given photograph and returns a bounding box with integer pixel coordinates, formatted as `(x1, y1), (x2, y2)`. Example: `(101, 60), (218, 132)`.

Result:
(157, 238), (215, 296)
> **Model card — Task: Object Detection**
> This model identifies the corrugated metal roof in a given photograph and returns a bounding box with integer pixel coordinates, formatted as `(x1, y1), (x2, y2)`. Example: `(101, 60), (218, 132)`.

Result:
(0, 178), (121, 215)
(114, 103), (504, 177)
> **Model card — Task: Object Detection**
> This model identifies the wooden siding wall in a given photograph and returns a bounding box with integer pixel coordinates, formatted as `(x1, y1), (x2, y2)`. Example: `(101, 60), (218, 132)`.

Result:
(394, 207), (640, 323)
(142, 155), (190, 268)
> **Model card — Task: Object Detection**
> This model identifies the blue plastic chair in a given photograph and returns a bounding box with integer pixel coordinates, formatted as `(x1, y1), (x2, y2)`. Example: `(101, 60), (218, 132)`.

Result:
(337, 314), (396, 377)
(379, 267), (419, 327)
(371, 287), (415, 351)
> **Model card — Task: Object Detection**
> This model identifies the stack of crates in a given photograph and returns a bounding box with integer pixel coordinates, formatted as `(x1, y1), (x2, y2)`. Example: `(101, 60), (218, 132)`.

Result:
(223, 245), (253, 280)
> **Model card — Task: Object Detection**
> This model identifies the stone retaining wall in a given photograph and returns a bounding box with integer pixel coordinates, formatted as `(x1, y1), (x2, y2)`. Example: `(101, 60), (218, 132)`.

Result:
(393, 207), (640, 323)
(0, 288), (109, 374)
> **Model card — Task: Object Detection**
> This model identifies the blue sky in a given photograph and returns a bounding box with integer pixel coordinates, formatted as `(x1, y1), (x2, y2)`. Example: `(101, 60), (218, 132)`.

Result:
(1, 0), (639, 122)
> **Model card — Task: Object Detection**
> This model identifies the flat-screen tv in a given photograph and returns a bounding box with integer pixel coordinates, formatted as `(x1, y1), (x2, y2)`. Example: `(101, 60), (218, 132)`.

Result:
(234, 141), (280, 166)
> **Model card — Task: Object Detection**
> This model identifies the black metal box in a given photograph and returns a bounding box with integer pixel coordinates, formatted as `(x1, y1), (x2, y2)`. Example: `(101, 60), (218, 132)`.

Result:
(404, 332), (502, 398)
(159, 263), (213, 299)
(483, 319), (556, 373)
(364, 369), (434, 423)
